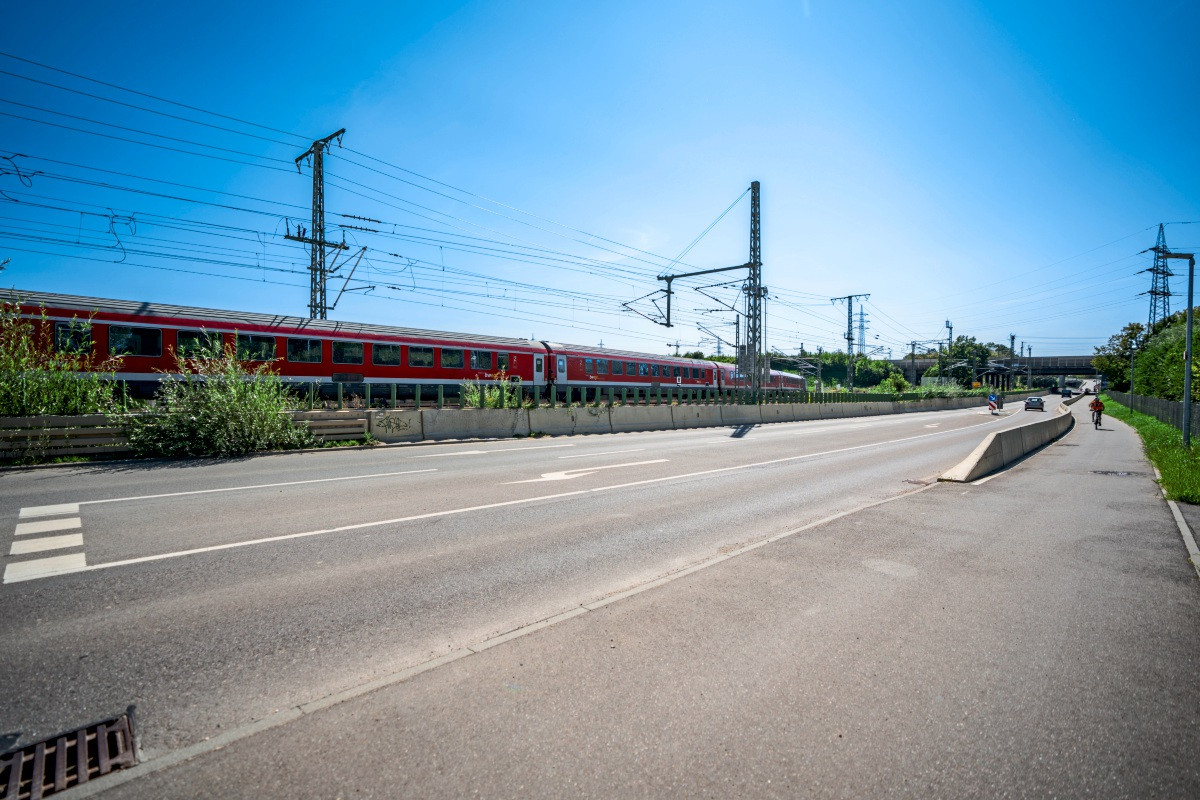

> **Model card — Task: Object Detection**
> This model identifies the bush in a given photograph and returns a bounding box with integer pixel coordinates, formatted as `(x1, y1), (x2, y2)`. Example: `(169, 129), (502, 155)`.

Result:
(875, 374), (911, 396)
(0, 299), (118, 416)
(123, 342), (314, 457)
(460, 370), (525, 408)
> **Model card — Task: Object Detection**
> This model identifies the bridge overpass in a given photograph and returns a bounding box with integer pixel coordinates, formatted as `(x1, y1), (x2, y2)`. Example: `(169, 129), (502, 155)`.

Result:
(886, 354), (1099, 388)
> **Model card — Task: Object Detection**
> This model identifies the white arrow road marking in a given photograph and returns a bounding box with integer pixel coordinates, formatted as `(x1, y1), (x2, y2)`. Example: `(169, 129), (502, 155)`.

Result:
(505, 459), (668, 484)
(925, 424), (940, 428)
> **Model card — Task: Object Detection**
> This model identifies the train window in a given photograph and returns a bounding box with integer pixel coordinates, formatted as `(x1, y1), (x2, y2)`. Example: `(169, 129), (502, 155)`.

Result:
(440, 348), (464, 369)
(333, 341), (364, 365)
(53, 321), (91, 354)
(408, 346), (434, 367)
(178, 329), (218, 357)
(672, 366), (681, 378)
(236, 334), (276, 361)
(584, 358), (593, 374)
(691, 367), (700, 379)
(597, 359), (608, 375)
(109, 325), (162, 358)
(373, 344), (401, 366)
(638, 363), (648, 376)
(626, 361), (636, 375)
(497, 352), (510, 370)
(287, 337), (323, 363)
(650, 364), (660, 377)
(471, 350), (493, 370)
(611, 361), (623, 375)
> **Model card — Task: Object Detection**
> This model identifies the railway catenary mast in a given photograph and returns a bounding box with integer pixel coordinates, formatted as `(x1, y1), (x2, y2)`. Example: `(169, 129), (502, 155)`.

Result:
(287, 128), (348, 320)
(744, 180), (764, 399)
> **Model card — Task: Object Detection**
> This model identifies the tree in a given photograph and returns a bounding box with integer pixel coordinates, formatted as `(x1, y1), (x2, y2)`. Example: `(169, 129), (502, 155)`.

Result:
(1092, 322), (1145, 391)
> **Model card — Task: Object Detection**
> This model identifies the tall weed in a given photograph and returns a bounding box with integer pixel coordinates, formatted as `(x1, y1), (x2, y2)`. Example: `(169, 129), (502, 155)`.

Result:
(124, 341), (314, 457)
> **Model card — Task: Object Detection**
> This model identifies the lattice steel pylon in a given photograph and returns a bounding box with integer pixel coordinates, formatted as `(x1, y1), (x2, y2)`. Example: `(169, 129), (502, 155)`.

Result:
(745, 180), (763, 397)
(1147, 223), (1173, 330)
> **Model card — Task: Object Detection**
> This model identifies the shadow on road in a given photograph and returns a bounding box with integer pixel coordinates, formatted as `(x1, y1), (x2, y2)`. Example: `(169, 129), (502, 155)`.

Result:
(730, 424), (756, 438)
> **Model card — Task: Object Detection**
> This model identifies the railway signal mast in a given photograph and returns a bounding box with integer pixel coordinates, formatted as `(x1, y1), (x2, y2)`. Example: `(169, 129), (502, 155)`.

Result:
(288, 128), (349, 319)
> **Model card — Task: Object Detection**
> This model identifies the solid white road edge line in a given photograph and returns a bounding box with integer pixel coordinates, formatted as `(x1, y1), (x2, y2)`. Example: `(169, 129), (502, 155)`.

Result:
(46, 417), (1007, 581)
(410, 444), (574, 458)
(1152, 465), (1200, 581)
(53, 478), (942, 800)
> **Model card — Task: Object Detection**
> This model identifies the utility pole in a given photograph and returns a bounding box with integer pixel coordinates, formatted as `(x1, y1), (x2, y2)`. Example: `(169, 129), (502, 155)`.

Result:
(909, 341), (917, 385)
(1147, 223), (1173, 330)
(1027, 344), (1032, 390)
(287, 128), (348, 319)
(1009, 333), (1016, 391)
(832, 293), (869, 391)
(856, 308), (868, 356)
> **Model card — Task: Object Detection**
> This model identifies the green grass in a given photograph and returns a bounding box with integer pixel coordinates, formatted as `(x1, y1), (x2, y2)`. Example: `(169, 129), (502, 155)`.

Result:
(1102, 393), (1200, 504)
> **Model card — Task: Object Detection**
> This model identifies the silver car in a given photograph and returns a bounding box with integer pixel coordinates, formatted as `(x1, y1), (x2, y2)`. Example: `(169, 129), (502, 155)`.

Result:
(1024, 396), (1045, 411)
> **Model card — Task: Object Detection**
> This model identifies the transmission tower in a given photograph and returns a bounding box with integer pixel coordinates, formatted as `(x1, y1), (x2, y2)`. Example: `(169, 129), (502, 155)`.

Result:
(856, 308), (869, 356)
(1147, 223), (1173, 330)
(287, 128), (349, 319)
(832, 293), (870, 390)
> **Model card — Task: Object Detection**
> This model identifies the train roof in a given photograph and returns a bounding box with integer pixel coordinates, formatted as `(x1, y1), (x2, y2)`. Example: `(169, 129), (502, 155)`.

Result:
(5, 289), (547, 350)
(4, 289), (717, 365)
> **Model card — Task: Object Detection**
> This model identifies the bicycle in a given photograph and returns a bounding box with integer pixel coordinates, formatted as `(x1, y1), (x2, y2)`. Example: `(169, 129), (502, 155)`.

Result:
(1092, 409), (1102, 429)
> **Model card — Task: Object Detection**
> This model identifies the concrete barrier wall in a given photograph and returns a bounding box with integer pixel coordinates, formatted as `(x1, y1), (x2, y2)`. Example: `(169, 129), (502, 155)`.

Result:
(420, 408), (530, 441)
(721, 405), (764, 426)
(611, 405), (675, 433)
(367, 410), (423, 443)
(528, 406), (612, 436)
(940, 398), (1078, 483)
(671, 405), (726, 429)
(358, 394), (1030, 445)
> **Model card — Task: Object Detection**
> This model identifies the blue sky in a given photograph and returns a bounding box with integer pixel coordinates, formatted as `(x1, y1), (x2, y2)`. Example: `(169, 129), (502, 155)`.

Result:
(1, 0), (1196, 357)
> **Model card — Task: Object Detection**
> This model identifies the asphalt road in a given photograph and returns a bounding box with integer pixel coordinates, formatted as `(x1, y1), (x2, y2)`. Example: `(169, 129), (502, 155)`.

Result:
(0, 401), (1043, 764)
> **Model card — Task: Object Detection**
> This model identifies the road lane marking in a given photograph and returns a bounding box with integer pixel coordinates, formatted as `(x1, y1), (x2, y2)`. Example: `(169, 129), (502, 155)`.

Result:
(56, 480), (944, 797)
(411, 444), (574, 458)
(10, 533), (84, 555)
(3, 553), (87, 583)
(27, 416), (1010, 581)
(557, 449), (645, 459)
(506, 459), (669, 484)
(15, 518), (82, 536)
(18, 503), (80, 519)
(62, 469), (439, 509)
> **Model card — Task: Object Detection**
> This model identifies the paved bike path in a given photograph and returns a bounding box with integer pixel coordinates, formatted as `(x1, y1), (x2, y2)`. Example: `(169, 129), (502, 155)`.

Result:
(105, 402), (1200, 799)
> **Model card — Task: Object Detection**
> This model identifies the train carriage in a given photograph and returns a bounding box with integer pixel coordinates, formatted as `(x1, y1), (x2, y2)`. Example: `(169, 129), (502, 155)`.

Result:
(7, 290), (550, 402)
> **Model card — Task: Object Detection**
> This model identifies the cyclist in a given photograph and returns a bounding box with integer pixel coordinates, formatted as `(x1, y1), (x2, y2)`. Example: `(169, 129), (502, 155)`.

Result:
(1089, 396), (1104, 428)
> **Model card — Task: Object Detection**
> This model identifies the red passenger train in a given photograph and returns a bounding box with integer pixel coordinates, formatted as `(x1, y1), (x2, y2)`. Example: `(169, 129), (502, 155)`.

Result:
(7, 290), (804, 400)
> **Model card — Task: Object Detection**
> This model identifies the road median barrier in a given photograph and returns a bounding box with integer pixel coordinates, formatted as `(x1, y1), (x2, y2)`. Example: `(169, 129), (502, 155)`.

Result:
(610, 404), (674, 433)
(940, 395), (1081, 483)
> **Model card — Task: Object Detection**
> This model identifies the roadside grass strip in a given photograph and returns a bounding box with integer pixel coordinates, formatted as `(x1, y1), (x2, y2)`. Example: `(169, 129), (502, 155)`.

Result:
(1102, 394), (1200, 503)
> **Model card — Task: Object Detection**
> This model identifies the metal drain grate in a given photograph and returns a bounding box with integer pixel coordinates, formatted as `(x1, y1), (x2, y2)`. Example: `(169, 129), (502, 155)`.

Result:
(1092, 470), (1146, 477)
(0, 715), (136, 800)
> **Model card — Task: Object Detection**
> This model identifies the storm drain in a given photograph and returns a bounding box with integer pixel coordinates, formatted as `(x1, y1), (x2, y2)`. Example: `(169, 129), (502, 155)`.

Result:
(0, 715), (136, 799)
(1092, 470), (1147, 478)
